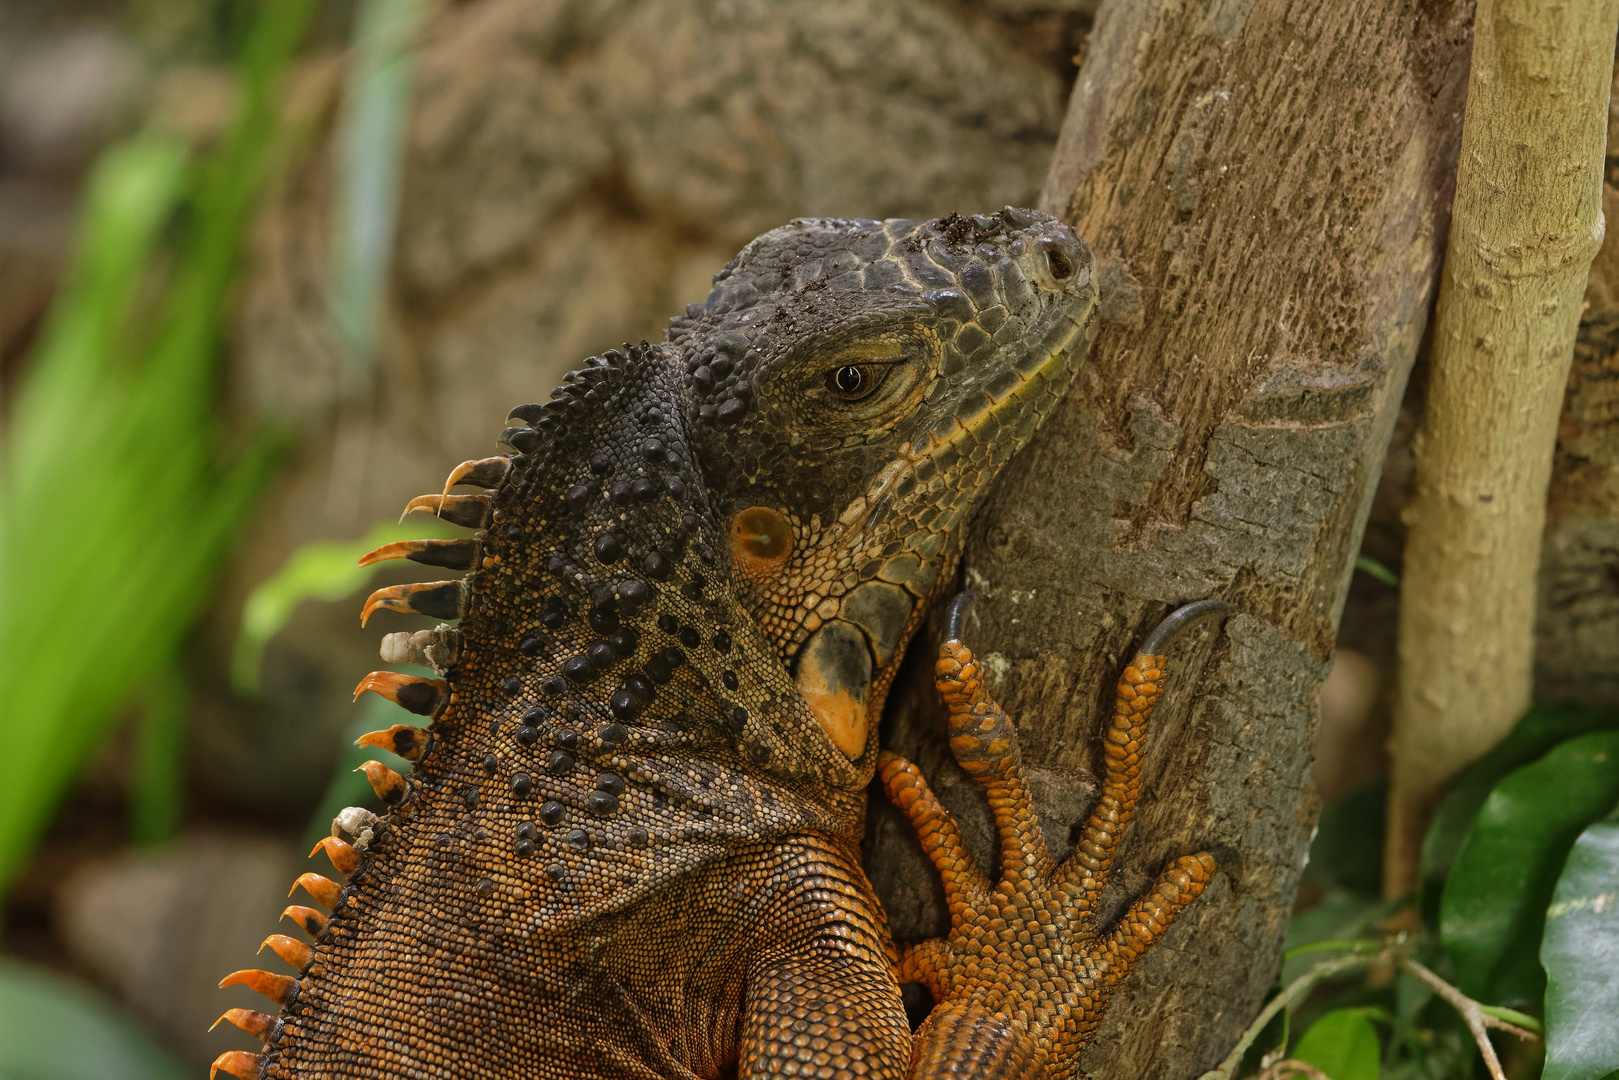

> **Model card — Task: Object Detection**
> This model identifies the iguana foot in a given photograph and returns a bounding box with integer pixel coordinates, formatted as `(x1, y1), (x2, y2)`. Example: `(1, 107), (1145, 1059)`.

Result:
(879, 596), (1228, 1076)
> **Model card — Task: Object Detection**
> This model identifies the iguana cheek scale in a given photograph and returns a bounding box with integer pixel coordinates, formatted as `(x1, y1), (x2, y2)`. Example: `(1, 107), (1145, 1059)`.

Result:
(209, 209), (1227, 1078)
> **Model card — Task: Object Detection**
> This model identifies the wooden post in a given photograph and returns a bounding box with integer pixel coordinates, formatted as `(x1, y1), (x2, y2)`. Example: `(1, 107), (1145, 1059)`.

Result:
(1387, 0), (1619, 899)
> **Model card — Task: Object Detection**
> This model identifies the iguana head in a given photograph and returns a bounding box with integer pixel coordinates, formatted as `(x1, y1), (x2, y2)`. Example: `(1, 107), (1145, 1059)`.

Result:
(671, 208), (1096, 759)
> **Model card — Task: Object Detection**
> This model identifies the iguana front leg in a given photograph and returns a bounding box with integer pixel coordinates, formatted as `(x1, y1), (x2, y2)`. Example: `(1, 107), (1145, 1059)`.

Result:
(881, 596), (1228, 1076)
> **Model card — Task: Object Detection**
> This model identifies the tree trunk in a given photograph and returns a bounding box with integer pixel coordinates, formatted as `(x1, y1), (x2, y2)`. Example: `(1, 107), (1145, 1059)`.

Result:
(1388, 0), (1618, 900)
(868, 2), (1475, 1076)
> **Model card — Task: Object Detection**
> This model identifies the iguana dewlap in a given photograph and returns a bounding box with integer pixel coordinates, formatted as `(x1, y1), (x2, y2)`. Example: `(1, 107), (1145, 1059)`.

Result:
(210, 209), (1220, 1078)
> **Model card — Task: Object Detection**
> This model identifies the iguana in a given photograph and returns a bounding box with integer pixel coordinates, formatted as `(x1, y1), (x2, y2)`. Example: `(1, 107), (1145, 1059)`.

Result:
(210, 208), (1223, 1078)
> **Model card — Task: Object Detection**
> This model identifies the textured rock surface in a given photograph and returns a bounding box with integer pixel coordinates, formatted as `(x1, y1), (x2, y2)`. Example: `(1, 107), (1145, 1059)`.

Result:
(206, 0), (1086, 814)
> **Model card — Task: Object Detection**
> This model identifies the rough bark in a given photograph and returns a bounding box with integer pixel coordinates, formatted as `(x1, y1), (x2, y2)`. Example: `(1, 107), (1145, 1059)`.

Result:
(1540, 175), (1619, 707)
(1535, 62), (1619, 709)
(867, 3), (1474, 1076)
(1387, 0), (1618, 899)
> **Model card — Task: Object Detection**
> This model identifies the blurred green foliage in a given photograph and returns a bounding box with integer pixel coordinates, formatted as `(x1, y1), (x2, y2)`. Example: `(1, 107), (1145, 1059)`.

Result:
(331, 0), (427, 372)
(0, 0), (439, 1067)
(1246, 705), (1619, 1080)
(1354, 555), (1400, 587)
(0, 0), (319, 892)
(0, 958), (186, 1080)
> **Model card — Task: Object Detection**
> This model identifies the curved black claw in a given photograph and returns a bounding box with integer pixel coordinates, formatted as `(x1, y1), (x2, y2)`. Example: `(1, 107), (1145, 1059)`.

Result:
(944, 591), (978, 642)
(1138, 599), (1232, 657)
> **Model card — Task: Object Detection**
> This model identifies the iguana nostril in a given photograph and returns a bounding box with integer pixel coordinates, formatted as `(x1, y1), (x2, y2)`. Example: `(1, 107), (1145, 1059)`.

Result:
(1037, 234), (1083, 283)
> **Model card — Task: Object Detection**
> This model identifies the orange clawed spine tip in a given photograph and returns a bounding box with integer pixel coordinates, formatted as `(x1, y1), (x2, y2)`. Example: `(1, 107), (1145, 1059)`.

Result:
(357, 537), (478, 571)
(309, 834), (361, 873)
(210, 1007), (278, 1040)
(359, 580), (466, 626)
(401, 492), (445, 519)
(281, 904), (328, 936)
(351, 670), (445, 717)
(441, 455), (511, 495)
(218, 968), (298, 1006)
(355, 723), (431, 762)
(288, 872), (343, 910)
(210, 1050), (266, 1080)
(259, 933), (314, 971)
(402, 492), (490, 528)
(357, 759), (408, 805)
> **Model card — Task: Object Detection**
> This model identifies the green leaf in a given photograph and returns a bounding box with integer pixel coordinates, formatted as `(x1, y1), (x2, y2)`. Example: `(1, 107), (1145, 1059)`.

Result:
(1423, 704), (1619, 900)
(1293, 1007), (1382, 1080)
(231, 518), (457, 694)
(130, 662), (189, 847)
(1354, 554), (1399, 586)
(1541, 821), (1619, 1080)
(1440, 730), (1619, 1006)
(0, 958), (185, 1079)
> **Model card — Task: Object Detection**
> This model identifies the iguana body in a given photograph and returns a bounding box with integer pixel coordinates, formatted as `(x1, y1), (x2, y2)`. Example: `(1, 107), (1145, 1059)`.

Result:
(212, 209), (1218, 1078)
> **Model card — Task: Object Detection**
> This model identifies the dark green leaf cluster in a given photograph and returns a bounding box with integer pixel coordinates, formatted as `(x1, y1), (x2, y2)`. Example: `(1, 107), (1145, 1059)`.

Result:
(1272, 706), (1619, 1080)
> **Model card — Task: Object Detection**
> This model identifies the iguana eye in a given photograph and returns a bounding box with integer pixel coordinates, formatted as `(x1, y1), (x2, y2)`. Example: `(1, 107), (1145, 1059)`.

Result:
(827, 363), (878, 400)
(800, 331), (933, 424)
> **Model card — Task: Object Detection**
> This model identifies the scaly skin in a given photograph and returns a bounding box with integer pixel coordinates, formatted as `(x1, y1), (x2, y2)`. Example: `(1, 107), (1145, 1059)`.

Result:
(210, 209), (1219, 1078)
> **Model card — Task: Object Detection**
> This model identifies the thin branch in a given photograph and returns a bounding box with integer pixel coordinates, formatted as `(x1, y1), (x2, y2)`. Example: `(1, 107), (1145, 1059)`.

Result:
(1196, 953), (1372, 1080)
(1385, 0), (1619, 899)
(1205, 939), (1543, 1080)
(1399, 957), (1541, 1080)
(1477, 1003), (1543, 1036)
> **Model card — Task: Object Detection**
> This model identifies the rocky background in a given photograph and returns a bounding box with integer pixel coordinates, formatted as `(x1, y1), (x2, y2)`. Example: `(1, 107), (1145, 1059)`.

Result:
(0, 0), (1614, 1070)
